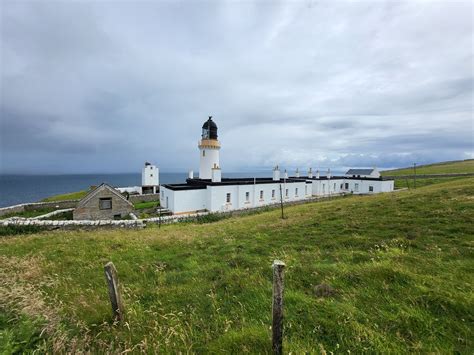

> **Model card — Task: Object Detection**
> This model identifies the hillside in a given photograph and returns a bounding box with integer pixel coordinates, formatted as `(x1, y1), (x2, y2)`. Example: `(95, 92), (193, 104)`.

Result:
(382, 159), (474, 176)
(1, 178), (473, 353)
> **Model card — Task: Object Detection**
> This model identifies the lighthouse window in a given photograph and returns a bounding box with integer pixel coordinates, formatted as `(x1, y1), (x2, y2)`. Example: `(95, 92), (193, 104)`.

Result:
(99, 198), (112, 210)
(203, 150), (206, 157)
(260, 190), (264, 200)
(245, 192), (250, 201)
(226, 193), (231, 203)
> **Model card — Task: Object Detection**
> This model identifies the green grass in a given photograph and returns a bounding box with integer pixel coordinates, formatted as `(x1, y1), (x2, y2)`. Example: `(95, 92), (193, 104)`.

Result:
(0, 207), (57, 220)
(41, 190), (88, 202)
(133, 201), (160, 210)
(382, 159), (474, 176)
(0, 178), (473, 353)
(394, 176), (470, 189)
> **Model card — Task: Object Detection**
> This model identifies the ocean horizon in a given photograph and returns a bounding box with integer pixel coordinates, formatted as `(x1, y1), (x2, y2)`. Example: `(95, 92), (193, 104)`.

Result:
(3, 171), (326, 208)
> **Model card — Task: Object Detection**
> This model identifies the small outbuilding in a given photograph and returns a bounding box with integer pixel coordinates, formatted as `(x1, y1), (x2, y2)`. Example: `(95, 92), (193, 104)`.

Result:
(73, 183), (133, 220)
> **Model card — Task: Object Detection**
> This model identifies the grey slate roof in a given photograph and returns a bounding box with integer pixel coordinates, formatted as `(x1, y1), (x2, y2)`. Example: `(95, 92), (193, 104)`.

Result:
(77, 183), (133, 207)
(345, 169), (375, 176)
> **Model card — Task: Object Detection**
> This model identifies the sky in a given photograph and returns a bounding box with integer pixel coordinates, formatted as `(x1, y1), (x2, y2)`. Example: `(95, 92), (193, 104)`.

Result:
(1, 0), (473, 174)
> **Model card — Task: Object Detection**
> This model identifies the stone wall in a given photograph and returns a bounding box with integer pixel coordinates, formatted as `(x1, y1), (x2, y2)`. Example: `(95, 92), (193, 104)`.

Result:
(129, 193), (160, 204)
(0, 218), (145, 229)
(73, 190), (133, 220)
(0, 200), (79, 217)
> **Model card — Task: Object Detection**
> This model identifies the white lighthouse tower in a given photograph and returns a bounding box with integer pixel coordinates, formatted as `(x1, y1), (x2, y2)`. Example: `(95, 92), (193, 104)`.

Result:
(142, 162), (159, 194)
(198, 116), (221, 180)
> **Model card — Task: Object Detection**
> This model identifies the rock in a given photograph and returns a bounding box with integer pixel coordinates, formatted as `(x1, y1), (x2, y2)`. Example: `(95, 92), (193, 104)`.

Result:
(314, 283), (336, 298)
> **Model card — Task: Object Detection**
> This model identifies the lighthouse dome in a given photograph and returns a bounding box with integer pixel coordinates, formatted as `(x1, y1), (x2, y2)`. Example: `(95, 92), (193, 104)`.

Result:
(202, 116), (218, 140)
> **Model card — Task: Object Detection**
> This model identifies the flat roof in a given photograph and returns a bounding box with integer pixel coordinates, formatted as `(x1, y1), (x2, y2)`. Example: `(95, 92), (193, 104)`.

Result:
(290, 176), (393, 181)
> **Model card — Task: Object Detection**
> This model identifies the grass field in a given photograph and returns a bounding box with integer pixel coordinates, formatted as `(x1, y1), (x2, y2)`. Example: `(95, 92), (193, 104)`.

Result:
(382, 159), (474, 176)
(133, 201), (160, 210)
(41, 190), (88, 202)
(1, 178), (473, 353)
(0, 207), (58, 220)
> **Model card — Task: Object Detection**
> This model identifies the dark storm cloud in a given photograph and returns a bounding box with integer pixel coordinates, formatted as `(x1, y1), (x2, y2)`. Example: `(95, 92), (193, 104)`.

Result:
(0, 0), (473, 174)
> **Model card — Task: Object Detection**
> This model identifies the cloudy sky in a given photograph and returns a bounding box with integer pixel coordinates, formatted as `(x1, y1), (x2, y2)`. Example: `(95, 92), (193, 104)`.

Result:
(1, 0), (473, 174)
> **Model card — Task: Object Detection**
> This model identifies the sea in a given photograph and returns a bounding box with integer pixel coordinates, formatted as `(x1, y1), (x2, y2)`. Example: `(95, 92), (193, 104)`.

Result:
(0, 172), (274, 208)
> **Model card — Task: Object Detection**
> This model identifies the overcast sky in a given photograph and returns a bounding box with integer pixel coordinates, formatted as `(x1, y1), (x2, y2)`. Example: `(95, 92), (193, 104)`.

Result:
(1, 0), (473, 174)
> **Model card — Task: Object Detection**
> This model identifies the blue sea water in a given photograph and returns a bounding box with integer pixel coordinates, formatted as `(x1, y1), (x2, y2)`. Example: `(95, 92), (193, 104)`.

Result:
(0, 171), (272, 207)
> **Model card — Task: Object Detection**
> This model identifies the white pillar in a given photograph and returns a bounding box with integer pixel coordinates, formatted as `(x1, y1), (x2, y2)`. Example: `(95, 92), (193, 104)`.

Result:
(188, 170), (194, 179)
(327, 168), (331, 180)
(273, 166), (281, 181)
(211, 165), (221, 182)
(316, 170), (320, 179)
(295, 168), (300, 178)
(308, 168), (313, 179)
(284, 170), (288, 179)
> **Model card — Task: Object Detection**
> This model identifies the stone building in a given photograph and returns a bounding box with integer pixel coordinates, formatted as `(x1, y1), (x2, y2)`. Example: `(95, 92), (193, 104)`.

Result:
(73, 183), (133, 220)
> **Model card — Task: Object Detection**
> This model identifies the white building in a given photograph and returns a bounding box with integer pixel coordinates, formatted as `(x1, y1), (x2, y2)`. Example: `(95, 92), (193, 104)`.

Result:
(345, 168), (381, 179)
(142, 162), (159, 194)
(160, 117), (394, 214)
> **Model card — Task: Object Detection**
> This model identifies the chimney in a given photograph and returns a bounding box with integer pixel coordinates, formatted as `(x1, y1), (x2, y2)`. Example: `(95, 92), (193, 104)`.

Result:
(188, 170), (194, 179)
(316, 170), (320, 179)
(211, 165), (221, 182)
(308, 167), (313, 179)
(273, 165), (281, 181)
(327, 168), (331, 179)
(295, 168), (300, 178)
(284, 169), (288, 179)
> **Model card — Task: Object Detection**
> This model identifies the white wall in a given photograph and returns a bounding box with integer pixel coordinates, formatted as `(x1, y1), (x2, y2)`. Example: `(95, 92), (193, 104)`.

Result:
(207, 181), (309, 212)
(160, 186), (207, 213)
(142, 165), (159, 186)
(199, 147), (219, 179)
(310, 179), (344, 196)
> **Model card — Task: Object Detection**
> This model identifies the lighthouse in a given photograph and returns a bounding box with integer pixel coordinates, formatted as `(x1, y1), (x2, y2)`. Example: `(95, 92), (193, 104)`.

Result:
(199, 116), (221, 179)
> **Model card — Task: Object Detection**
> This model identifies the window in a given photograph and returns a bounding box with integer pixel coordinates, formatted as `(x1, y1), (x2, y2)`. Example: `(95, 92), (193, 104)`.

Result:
(355, 183), (359, 192)
(272, 189), (275, 198)
(245, 191), (250, 201)
(150, 174), (153, 177)
(305, 186), (308, 195)
(369, 185), (374, 192)
(295, 188), (298, 196)
(99, 198), (112, 210)
(226, 193), (231, 203)
(345, 183), (349, 189)
(260, 190), (264, 199)
(203, 150), (206, 157)
(285, 189), (289, 197)
(334, 183), (336, 190)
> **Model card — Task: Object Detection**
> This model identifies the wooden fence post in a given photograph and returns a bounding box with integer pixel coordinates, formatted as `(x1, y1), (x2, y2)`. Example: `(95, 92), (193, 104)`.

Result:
(104, 262), (124, 321)
(272, 260), (285, 355)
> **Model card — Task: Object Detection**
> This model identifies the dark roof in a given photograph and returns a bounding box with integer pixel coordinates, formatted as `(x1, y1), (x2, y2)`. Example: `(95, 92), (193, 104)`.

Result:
(161, 184), (207, 191)
(345, 169), (375, 175)
(162, 177), (307, 191)
(187, 177), (307, 187)
(77, 183), (133, 207)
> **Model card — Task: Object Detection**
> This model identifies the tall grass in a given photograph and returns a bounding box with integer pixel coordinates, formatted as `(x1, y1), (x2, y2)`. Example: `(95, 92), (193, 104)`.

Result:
(0, 178), (473, 353)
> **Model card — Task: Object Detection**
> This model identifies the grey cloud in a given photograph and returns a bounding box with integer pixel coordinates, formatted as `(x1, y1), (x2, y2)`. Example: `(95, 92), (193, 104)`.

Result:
(1, 0), (473, 174)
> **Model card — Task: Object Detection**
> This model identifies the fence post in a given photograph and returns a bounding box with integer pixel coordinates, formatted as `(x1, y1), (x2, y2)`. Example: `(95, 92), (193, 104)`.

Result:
(272, 260), (285, 355)
(104, 262), (124, 321)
